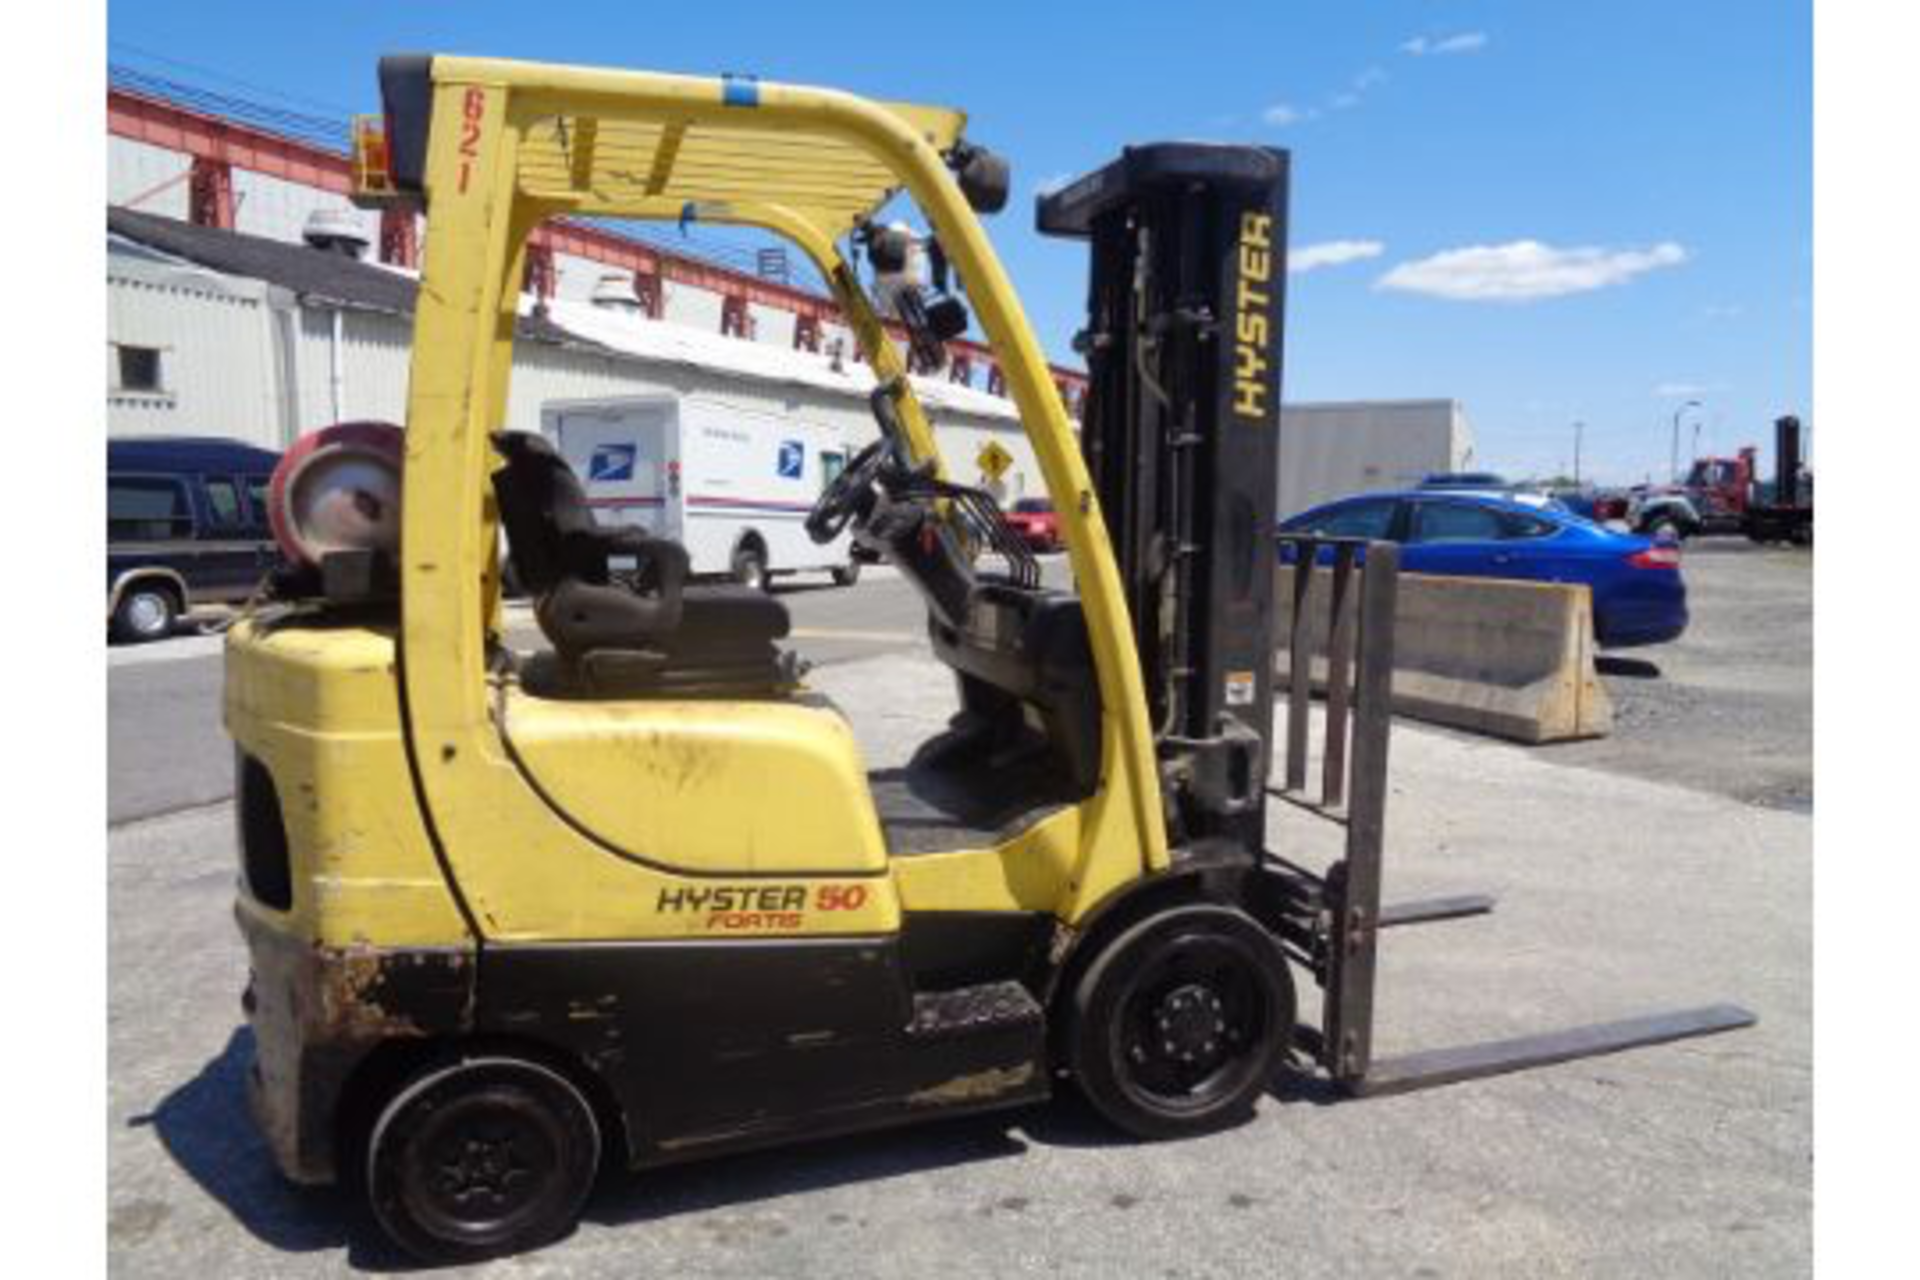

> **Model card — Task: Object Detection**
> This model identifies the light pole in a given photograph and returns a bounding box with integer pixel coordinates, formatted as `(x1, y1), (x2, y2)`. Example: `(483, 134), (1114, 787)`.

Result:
(1670, 399), (1701, 484)
(1573, 420), (1584, 486)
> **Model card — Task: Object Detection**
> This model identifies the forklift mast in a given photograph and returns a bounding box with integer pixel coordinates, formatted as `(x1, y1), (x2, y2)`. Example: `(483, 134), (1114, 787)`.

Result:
(1048, 144), (1754, 1096)
(1039, 146), (1290, 848)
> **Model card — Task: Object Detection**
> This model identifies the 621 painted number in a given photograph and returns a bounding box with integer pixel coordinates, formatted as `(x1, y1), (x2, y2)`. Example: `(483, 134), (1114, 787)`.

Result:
(456, 88), (486, 193)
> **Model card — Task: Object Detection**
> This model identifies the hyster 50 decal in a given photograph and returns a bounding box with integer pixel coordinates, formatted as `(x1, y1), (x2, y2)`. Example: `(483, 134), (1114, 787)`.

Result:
(656, 882), (872, 932)
(1232, 211), (1275, 421)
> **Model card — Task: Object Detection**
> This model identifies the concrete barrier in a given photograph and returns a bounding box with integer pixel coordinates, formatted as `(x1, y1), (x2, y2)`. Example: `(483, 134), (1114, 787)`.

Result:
(1275, 567), (1611, 743)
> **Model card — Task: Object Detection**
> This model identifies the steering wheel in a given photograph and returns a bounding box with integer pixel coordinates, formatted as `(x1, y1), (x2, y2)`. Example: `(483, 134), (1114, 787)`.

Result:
(806, 438), (893, 545)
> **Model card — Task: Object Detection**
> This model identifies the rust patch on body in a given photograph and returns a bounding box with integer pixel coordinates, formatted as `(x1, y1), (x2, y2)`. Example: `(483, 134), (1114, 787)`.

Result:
(906, 1062), (1036, 1107)
(305, 943), (475, 1041)
(235, 909), (478, 1184)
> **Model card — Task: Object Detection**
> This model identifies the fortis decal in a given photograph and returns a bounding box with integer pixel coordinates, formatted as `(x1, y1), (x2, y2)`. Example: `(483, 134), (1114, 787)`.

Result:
(1233, 211), (1275, 421)
(656, 883), (871, 932)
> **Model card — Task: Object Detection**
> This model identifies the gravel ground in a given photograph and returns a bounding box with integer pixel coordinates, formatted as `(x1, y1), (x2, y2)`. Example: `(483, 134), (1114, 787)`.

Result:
(1497, 540), (1810, 812)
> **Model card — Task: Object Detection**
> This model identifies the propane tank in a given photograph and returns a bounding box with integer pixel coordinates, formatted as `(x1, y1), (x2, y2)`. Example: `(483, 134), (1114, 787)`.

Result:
(268, 422), (406, 570)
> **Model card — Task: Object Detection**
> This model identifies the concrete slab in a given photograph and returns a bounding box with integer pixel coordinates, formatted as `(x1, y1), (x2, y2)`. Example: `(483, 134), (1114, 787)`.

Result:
(1275, 567), (1612, 744)
(109, 651), (1809, 1278)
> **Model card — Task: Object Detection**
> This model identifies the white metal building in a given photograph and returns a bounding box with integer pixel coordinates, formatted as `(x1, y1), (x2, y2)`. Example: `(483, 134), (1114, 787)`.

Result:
(104, 75), (1089, 415)
(108, 74), (1476, 526)
(109, 129), (836, 347)
(106, 208), (1051, 502)
(1276, 399), (1477, 518)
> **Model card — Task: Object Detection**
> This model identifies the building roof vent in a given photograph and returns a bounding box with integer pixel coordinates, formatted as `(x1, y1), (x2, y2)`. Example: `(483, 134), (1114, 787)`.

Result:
(302, 208), (371, 258)
(591, 272), (643, 312)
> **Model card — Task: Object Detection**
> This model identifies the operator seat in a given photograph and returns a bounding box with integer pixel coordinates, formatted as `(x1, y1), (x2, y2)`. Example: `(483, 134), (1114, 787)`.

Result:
(490, 431), (795, 696)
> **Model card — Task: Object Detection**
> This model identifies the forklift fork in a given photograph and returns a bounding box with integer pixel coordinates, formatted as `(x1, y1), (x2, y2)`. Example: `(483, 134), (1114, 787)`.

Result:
(1267, 536), (1755, 1096)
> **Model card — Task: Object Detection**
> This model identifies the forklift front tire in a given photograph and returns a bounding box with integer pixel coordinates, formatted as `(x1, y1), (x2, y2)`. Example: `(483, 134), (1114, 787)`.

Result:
(366, 1055), (602, 1264)
(1068, 904), (1295, 1141)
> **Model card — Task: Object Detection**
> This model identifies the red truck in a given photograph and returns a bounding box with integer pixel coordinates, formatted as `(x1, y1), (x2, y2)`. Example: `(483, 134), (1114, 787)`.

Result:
(1681, 448), (1759, 532)
(1004, 496), (1063, 552)
(1631, 447), (1758, 538)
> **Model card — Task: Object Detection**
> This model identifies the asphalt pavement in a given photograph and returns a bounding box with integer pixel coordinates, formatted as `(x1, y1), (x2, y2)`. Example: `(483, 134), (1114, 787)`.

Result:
(106, 544), (1812, 1275)
(107, 647), (1810, 1278)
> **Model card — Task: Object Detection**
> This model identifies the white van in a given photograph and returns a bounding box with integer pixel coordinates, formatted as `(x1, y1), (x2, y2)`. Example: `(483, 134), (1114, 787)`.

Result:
(540, 394), (862, 590)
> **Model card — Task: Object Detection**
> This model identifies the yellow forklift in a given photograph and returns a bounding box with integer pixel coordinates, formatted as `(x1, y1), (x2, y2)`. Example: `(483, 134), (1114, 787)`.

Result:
(226, 54), (1753, 1262)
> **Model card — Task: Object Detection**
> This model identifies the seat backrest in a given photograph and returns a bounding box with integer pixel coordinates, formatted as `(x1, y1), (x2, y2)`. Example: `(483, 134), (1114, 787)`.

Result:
(491, 431), (604, 592)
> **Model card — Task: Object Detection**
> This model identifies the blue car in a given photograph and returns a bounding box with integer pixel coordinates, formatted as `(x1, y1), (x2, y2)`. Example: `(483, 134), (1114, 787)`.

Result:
(1278, 490), (1688, 649)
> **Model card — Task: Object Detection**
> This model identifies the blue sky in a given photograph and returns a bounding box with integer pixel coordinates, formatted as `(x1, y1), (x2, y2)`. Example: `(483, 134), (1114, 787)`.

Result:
(107, 1), (1809, 484)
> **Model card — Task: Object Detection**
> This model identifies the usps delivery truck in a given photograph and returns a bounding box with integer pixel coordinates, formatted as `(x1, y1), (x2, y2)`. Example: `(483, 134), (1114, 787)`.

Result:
(539, 394), (861, 590)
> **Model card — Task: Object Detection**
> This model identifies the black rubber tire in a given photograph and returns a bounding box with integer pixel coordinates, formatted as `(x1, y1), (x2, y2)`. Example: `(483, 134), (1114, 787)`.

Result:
(1068, 904), (1294, 1141)
(831, 560), (861, 587)
(732, 543), (770, 592)
(366, 1055), (601, 1265)
(111, 582), (179, 644)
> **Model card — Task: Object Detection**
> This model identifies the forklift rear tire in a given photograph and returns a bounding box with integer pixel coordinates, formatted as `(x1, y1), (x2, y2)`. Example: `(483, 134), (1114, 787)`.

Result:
(366, 1055), (601, 1264)
(1068, 904), (1295, 1141)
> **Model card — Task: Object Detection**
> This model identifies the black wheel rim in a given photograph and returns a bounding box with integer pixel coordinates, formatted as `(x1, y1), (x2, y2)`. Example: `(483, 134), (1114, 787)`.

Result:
(1110, 933), (1273, 1115)
(398, 1085), (571, 1246)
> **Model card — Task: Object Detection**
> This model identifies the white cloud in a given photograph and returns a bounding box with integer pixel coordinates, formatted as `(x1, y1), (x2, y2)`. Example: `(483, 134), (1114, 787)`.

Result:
(1329, 92), (1361, 111)
(1353, 65), (1388, 90)
(1262, 102), (1316, 126)
(1291, 240), (1386, 273)
(1402, 32), (1489, 57)
(1376, 240), (1688, 302)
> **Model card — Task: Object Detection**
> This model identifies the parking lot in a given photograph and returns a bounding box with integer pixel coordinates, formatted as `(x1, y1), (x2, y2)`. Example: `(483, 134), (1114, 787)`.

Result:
(1557, 541), (1813, 813)
(106, 542), (1810, 1277)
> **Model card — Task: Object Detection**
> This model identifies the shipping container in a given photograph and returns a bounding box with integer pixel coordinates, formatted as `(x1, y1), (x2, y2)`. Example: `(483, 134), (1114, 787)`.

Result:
(1277, 399), (1477, 519)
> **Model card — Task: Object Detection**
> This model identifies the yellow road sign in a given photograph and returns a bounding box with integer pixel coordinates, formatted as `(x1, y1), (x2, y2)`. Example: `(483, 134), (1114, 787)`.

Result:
(977, 439), (1013, 482)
